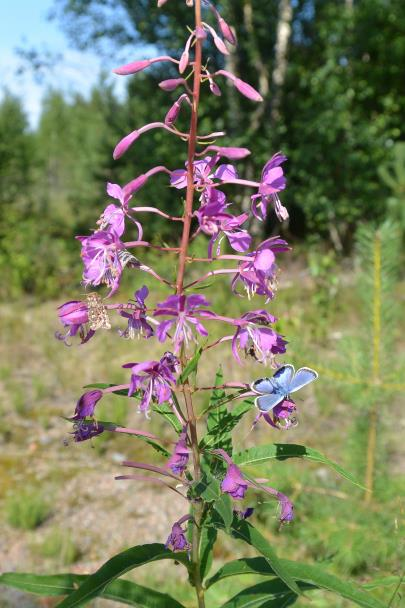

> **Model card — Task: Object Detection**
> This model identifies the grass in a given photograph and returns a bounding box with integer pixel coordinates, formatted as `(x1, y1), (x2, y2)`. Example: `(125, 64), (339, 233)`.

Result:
(5, 487), (51, 530)
(31, 529), (81, 565)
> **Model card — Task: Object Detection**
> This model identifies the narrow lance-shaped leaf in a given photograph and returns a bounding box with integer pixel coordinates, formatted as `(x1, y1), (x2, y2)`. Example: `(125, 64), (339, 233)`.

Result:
(233, 444), (364, 488)
(213, 492), (233, 531)
(153, 403), (183, 433)
(220, 579), (315, 608)
(206, 557), (386, 608)
(52, 544), (189, 607)
(200, 399), (253, 451)
(178, 346), (203, 384)
(0, 573), (186, 608)
(199, 525), (218, 581)
(216, 518), (302, 597)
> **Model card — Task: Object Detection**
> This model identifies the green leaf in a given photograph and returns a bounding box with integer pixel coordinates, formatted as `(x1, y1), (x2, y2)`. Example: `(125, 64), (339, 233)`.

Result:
(178, 346), (203, 384)
(0, 573), (186, 607)
(206, 557), (386, 608)
(233, 443), (363, 488)
(223, 520), (302, 597)
(153, 403), (182, 433)
(200, 400), (253, 451)
(199, 525), (218, 581)
(220, 579), (314, 608)
(193, 474), (221, 502)
(213, 492), (233, 531)
(49, 544), (189, 607)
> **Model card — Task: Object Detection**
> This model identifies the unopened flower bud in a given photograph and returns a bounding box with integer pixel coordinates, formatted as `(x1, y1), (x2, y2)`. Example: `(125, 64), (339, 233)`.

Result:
(73, 390), (103, 419)
(113, 130), (139, 159)
(234, 78), (263, 102)
(113, 59), (151, 75)
(210, 80), (222, 96)
(219, 17), (236, 45)
(159, 78), (186, 91)
(179, 50), (189, 73)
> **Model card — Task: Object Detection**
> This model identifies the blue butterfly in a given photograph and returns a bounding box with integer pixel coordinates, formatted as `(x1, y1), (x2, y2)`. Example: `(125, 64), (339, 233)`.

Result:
(251, 364), (318, 412)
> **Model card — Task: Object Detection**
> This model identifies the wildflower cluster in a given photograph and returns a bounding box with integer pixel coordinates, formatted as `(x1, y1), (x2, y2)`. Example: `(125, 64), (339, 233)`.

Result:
(55, 1), (318, 606)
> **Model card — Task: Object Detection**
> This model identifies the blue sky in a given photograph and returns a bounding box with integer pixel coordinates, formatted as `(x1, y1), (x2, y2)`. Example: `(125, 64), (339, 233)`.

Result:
(0, 0), (131, 127)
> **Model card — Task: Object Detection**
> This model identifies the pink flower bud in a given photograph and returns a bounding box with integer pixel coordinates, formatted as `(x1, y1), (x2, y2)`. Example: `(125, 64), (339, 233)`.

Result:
(113, 59), (151, 75)
(205, 24), (229, 55)
(234, 78), (263, 102)
(58, 301), (89, 326)
(218, 17), (236, 45)
(195, 25), (207, 39)
(216, 71), (263, 102)
(204, 146), (251, 160)
(210, 81), (222, 96)
(123, 175), (149, 199)
(113, 56), (177, 76)
(165, 100), (182, 126)
(212, 32), (229, 55)
(113, 130), (139, 159)
(159, 78), (186, 91)
(165, 94), (189, 126)
(179, 50), (189, 74)
(157, 0), (168, 6)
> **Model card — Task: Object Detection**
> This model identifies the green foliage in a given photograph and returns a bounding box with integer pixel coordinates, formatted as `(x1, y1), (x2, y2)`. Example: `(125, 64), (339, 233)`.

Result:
(378, 142), (405, 232)
(233, 443), (362, 488)
(52, 543), (189, 607)
(50, 0), (405, 243)
(5, 487), (51, 530)
(0, 572), (186, 607)
(207, 557), (388, 608)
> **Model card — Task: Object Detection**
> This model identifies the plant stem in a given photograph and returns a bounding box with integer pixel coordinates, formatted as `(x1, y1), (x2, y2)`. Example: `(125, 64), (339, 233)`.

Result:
(174, 1), (205, 605)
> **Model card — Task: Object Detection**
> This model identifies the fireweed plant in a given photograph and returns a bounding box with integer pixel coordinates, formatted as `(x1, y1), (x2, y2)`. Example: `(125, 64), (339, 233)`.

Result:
(0, 2), (394, 608)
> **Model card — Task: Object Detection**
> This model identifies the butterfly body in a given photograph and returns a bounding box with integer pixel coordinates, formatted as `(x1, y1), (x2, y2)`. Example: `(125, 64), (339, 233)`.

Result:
(251, 364), (318, 412)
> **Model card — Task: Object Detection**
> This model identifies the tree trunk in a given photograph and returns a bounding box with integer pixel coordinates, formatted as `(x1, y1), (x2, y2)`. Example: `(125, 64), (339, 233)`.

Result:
(270, 0), (293, 125)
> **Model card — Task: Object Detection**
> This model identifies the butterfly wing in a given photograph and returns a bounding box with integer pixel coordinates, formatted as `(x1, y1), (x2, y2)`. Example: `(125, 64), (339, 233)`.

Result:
(250, 378), (275, 395)
(288, 367), (318, 393)
(272, 364), (295, 390)
(255, 393), (285, 412)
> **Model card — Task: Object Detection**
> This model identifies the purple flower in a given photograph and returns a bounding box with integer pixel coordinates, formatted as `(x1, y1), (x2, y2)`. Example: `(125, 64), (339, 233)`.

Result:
(170, 155), (237, 195)
(221, 463), (248, 500)
(77, 230), (139, 296)
(196, 198), (251, 256)
(165, 519), (191, 552)
(119, 286), (154, 339)
(154, 294), (212, 353)
(261, 399), (298, 430)
(122, 352), (179, 415)
(73, 390), (103, 420)
(72, 420), (104, 442)
(252, 153), (288, 221)
(56, 300), (95, 345)
(232, 310), (287, 365)
(97, 203), (126, 237)
(278, 492), (294, 523)
(167, 427), (189, 475)
(232, 237), (289, 300)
